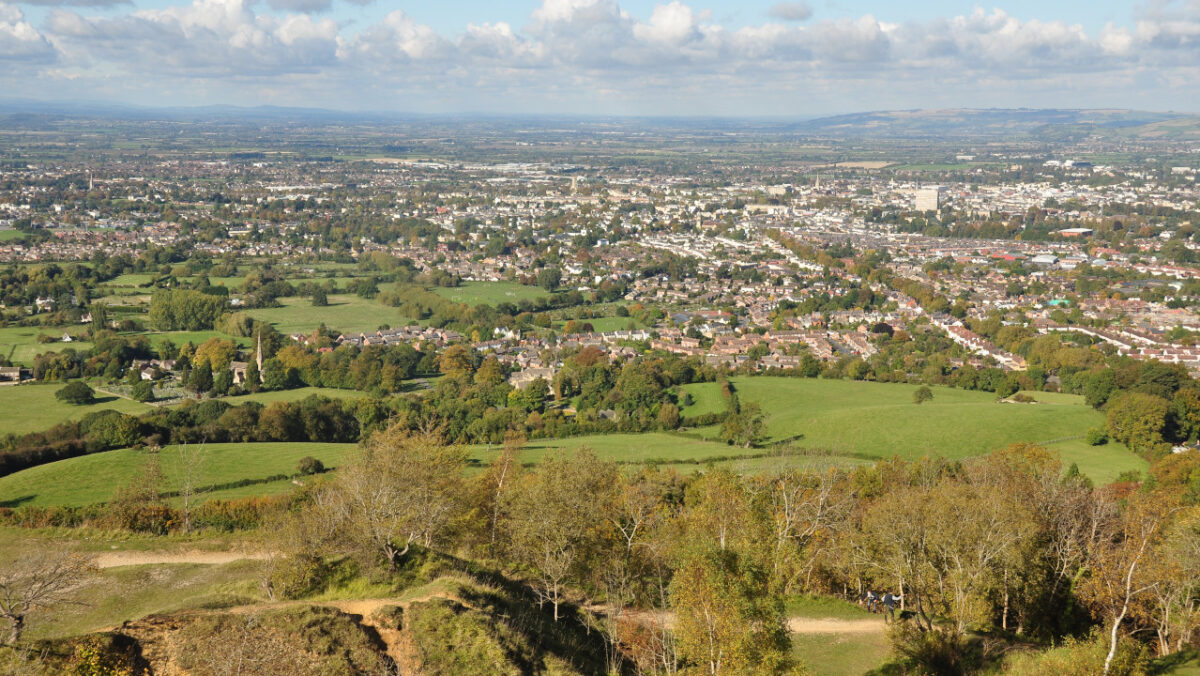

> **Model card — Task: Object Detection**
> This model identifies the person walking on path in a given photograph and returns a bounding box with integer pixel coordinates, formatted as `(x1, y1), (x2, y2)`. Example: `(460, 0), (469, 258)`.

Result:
(865, 590), (878, 613)
(882, 591), (902, 623)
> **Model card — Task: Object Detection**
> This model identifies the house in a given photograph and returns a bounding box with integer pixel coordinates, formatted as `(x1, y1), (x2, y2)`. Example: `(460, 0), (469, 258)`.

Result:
(0, 366), (23, 384)
(508, 367), (557, 390)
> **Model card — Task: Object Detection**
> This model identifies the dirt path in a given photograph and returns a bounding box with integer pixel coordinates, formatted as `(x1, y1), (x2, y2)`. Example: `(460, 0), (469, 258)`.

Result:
(93, 550), (270, 568)
(786, 617), (885, 634)
(94, 553), (886, 639)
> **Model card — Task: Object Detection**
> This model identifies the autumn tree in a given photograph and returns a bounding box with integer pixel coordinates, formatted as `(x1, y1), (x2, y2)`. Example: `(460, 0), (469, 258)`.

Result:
(1079, 492), (1180, 675)
(669, 547), (791, 675)
(330, 427), (466, 571)
(504, 450), (619, 621)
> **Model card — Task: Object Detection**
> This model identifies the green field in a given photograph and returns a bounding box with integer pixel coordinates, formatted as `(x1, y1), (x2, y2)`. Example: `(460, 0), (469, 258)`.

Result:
(681, 377), (1146, 483)
(0, 230), (25, 242)
(556, 316), (645, 333)
(432, 281), (549, 307)
(98, 273), (158, 288)
(0, 383), (154, 436)
(221, 386), (367, 407)
(0, 442), (355, 507)
(468, 432), (762, 468)
(247, 294), (407, 334)
(787, 596), (890, 675)
(0, 325), (93, 366)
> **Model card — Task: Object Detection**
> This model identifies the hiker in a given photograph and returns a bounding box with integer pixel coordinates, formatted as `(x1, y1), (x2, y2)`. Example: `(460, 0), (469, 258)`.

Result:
(882, 591), (902, 623)
(865, 590), (878, 613)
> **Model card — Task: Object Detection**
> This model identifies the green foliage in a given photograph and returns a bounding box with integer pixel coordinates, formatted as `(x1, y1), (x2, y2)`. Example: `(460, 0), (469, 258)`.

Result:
(55, 381), (95, 405)
(885, 623), (979, 676)
(1106, 391), (1171, 458)
(82, 410), (141, 448)
(148, 289), (226, 331)
(1087, 427), (1109, 446)
(129, 380), (154, 403)
(669, 547), (792, 675)
(296, 456), (325, 475)
(1001, 629), (1149, 676)
(913, 385), (933, 405)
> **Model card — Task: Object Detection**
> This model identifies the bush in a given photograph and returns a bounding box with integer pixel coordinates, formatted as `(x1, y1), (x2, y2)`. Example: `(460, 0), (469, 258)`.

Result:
(55, 381), (95, 405)
(130, 380), (154, 402)
(297, 456), (325, 475)
(1002, 630), (1148, 676)
(913, 385), (933, 405)
(1086, 427), (1109, 446)
(887, 623), (980, 676)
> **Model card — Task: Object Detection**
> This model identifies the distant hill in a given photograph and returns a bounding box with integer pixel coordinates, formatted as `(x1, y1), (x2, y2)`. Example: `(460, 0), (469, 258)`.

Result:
(786, 108), (1199, 139)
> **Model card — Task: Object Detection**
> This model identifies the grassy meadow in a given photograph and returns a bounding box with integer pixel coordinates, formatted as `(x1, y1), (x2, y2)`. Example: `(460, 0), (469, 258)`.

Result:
(0, 442), (355, 507)
(0, 377), (1147, 511)
(431, 281), (548, 306)
(681, 377), (1146, 483)
(0, 325), (93, 366)
(246, 294), (404, 334)
(0, 382), (154, 436)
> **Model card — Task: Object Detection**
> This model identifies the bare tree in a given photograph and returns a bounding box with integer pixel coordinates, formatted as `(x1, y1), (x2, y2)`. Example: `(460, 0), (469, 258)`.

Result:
(333, 427), (466, 571)
(0, 549), (95, 644)
(171, 441), (208, 533)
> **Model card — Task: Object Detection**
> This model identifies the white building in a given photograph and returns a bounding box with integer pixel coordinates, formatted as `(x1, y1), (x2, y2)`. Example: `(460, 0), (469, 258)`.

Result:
(915, 187), (944, 212)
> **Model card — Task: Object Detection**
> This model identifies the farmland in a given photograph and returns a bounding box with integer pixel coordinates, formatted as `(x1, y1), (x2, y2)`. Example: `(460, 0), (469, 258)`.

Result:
(246, 294), (404, 334)
(0, 382), (154, 436)
(0, 442), (355, 507)
(681, 377), (1146, 483)
(431, 281), (549, 306)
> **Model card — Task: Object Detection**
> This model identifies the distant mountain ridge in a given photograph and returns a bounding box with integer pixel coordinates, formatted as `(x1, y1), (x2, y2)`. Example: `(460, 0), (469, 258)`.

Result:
(0, 100), (1198, 139)
(786, 108), (1199, 138)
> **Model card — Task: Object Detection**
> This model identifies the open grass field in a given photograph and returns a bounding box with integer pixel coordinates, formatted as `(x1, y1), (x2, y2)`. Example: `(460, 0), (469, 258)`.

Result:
(218, 386), (367, 407)
(0, 325), (93, 366)
(0, 382), (154, 436)
(556, 316), (645, 333)
(0, 229), (26, 242)
(681, 377), (1146, 483)
(467, 432), (754, 468)
(787, 596), (890, 675)
(247, 294), (407, 334)
(98, 273), (158, 288)
(431, 281), (549, 307)
(0, 442), (356, 507)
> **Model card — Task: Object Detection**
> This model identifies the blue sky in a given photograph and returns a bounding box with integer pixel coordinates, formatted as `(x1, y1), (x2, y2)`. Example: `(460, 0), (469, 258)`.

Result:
(1, 0), (1198, 116)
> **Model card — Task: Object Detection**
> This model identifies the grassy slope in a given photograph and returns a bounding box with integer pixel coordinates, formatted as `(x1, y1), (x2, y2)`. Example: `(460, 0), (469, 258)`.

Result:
(787, 596), (890, 676)
(0, 383), (154, 436)
(215, 386), (367, 406)
(0, 325), (93, 366)
(681, 377), (1146, 483)
(431, 281), (548, 306)
(246, 294), (407, 334)
(0, 442), (355, 507)
(29, 559), (264, 640)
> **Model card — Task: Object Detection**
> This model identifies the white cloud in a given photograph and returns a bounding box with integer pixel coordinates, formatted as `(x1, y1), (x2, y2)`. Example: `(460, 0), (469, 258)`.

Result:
(0, 4), (56, 62)
(17, 0), (1200, 114)
(767, 1), (812, 22)
(46, 0), (338, 76)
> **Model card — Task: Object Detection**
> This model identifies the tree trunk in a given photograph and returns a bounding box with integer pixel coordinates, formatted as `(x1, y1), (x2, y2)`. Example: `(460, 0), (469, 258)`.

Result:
(1104, 608), (1127, 676)
(5, 615), (22, 645)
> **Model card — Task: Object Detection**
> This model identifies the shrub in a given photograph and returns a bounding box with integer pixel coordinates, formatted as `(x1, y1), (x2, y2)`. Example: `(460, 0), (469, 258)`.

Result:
(913, 385), (933, 405)
(297, 456), (325, 475)
(1086, 427), (1109, 446)
(55, 381), (95, 405)
(130, 380), (154, 403)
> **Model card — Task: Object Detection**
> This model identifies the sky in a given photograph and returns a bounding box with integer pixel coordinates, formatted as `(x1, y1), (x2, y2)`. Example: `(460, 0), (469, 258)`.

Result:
(1, 0), (1199, 116)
